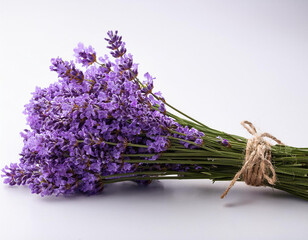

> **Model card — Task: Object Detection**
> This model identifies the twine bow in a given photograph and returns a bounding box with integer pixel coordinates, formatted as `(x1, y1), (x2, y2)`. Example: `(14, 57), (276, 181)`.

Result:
(221, 121), (283, 199)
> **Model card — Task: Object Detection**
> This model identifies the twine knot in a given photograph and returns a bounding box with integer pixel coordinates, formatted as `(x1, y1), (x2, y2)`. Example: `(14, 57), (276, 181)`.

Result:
(221, 121), (283, 199)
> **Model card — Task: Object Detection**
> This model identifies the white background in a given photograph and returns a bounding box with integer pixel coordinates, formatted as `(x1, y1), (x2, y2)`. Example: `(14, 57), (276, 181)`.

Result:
(1, 0), (308, 239)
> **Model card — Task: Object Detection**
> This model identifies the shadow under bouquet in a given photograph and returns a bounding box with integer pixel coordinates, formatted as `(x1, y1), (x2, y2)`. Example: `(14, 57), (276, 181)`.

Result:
(2, 31), (308, 200)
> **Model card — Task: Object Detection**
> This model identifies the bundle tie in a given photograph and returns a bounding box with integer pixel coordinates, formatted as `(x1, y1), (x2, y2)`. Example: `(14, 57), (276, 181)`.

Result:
(221, 121), (283, 199)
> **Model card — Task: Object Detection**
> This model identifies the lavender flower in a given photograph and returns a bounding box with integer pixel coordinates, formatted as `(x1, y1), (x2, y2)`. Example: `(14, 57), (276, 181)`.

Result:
(2, 30), (204, 196)
(105, 30), (127, 58)
(217, 136), (230, 147)
(50, 57), (84, 83)
(74, 43), (97, 67)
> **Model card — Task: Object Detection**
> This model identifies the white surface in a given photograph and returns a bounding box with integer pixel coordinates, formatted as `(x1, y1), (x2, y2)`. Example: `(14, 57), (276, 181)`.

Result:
(1, 0), (308, 239)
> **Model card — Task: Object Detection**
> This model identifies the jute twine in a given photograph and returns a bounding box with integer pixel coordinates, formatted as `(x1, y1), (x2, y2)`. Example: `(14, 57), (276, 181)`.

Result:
(220, 121), (283, 199)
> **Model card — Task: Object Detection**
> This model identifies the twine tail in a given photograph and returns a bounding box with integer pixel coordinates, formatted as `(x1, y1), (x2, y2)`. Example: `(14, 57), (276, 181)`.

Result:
(220, 170), (243, 199)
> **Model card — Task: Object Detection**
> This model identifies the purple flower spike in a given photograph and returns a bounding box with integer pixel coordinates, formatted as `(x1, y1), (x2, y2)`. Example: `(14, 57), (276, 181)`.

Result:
(105, 30), (127, 58)
(222, 139), (229, 146)
(141, 72), (155, 95)
(50, 57), (84, 83)
(74, 43), (97, 67)
(217, 136), (231, 147)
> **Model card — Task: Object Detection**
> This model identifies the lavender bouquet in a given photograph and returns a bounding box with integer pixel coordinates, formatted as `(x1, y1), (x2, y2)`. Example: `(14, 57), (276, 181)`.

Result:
(2, 31), (308, 201)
